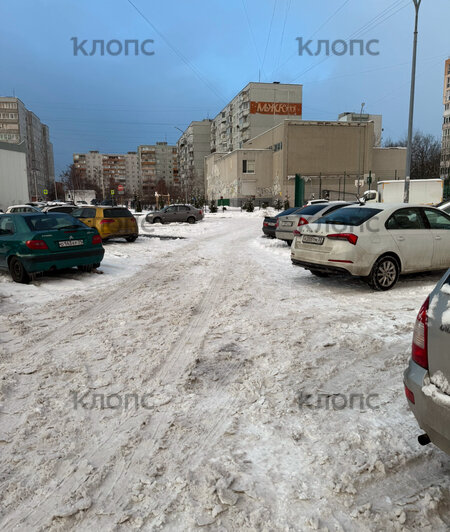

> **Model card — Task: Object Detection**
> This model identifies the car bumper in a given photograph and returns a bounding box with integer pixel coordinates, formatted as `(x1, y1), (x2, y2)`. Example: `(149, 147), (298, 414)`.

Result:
(19, 248), (105, 273)
(263, 227), (276, 237)
(276, 229), (294, 242)
(404, 359), (450, 455)
(291, 258), (352, 275)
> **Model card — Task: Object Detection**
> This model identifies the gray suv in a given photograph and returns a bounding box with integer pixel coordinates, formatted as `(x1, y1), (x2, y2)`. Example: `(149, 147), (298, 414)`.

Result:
(145, 204), (204, 224)
(404, 268), (450, 455)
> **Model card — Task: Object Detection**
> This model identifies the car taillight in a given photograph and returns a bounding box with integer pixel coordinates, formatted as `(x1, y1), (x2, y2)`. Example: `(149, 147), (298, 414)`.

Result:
(327, 233), (358, 245)
(275, 219), (279, 228)
(199, 210), (203, 215)
(297, 217), (309, 226)
(92, 235), (102, 245)
(263, 222), (268, 227)
(412, 296), (430, 369)
(26, 240), (48, 250)
(404, 384), (415, 404)
(100, 219), (114, 224)
(130, 217), (137, 224)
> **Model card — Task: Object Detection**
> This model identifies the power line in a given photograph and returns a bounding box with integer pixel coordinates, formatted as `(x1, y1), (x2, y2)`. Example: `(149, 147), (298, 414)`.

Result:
(125, 0), (226, 104)
(261, 0), (278, 77)
(274, 0), (291, 73)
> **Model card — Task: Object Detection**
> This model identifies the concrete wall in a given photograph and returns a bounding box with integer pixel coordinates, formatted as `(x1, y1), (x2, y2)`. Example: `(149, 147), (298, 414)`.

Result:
(205, 149), (273, 205)
(0, 142), (28, 211)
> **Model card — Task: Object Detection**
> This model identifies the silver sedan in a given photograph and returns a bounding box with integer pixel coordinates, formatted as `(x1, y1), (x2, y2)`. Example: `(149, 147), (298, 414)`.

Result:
(404, 269), (450, 455)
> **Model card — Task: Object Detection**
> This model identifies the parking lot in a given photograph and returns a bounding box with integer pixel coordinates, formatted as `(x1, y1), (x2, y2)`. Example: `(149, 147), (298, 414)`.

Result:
(0, 210), (449, 530)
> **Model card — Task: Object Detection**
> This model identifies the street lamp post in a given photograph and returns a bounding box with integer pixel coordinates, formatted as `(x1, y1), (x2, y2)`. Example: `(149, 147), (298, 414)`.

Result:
(404, 0), (422, 203)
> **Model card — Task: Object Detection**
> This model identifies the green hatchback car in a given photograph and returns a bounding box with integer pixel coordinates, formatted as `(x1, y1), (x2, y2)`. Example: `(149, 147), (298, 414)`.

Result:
(0, 213), (105, 283)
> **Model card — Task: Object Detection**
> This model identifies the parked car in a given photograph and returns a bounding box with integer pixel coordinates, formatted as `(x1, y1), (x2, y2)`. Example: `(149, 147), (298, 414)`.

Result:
(262, 207), (305, 238)
(145, 204), (204, 224)
(291, 203), (450, 290)
(436, 199), (450, 215)
(404, 269), (450, 455)
(41, 205), (79, 215)
(0, 213), (104, 283)
(6, 205), (41, 213)
(72, 206), (138, 242)
(276, 202), (353, 244)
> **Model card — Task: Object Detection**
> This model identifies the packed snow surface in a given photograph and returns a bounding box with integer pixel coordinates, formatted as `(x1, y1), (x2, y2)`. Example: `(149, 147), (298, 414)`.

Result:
(1, 210), (449, 531)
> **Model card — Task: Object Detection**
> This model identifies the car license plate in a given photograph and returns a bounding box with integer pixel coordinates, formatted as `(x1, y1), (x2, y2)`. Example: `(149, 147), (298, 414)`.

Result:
(58, 239), (84, 248)
(282, 221), (293, 227)
(302, 235), (324, 245)
(267, 222), (276, 226)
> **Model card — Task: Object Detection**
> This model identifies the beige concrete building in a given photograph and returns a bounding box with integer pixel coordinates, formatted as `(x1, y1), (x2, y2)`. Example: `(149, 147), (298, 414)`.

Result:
(206, 120), (406, 205)
(441, 58), (450, 179)
(210, 82), (302, 154)
(338, 111), (383, 147)
(177, 119), (211, 196)
(0, 97), (55, 200)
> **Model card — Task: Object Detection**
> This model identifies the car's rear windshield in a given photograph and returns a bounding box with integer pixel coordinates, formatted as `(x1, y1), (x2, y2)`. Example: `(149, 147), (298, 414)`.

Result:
(278, 207), (299, 216)
(296, 204), (331, 215)
(316, 207), (382, 226)
(103, 208), (133, 218)
(25, 214), (86, 231)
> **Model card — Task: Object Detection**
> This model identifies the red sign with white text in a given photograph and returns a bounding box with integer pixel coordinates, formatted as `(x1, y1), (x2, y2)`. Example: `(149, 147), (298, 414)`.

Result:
(250, 101), (302, 116)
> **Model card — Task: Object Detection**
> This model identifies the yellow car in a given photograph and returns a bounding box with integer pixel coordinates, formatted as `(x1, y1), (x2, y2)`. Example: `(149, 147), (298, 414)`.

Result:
(72, 206), (138, 242)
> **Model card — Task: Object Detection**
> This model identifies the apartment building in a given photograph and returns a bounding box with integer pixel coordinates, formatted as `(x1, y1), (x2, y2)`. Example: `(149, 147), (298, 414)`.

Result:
(177, 119), (212, 195)
(210, 82), (302, 154)
(0, 97), (55, 200)
(138, 142), (179, 200)
(441, 58), (450, 179)
(73, 151), (140, 197)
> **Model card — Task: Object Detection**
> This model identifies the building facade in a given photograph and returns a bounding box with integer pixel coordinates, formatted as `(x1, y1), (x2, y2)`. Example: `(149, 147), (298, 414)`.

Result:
(338, 112), (383, 147)
(0, 141), (28, 211)
(0, 97), (55, 200)
(441, 58), (450, 179)
(210, 82), (302, 154)
(138, 142), (179, 201)
(206, 120), (406, 206)
(177, 119), (212, 197)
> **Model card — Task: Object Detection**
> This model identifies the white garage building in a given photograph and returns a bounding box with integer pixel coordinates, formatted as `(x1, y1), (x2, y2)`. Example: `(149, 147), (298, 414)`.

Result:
(0, 141), (28, 212)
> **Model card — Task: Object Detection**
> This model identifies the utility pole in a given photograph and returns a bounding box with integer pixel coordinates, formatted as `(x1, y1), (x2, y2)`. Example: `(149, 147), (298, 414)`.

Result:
(358, 102), (365, 197)
(404, 0), (422, 203)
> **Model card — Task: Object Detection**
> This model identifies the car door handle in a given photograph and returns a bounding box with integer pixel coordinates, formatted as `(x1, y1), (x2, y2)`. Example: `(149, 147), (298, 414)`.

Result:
(397, 236), (405, 241)
(435, 235), (442, 240)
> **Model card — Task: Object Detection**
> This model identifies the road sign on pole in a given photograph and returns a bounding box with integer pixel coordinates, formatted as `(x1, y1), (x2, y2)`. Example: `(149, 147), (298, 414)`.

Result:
(43, 189), (48, 195)
(111, 190), (115, 195)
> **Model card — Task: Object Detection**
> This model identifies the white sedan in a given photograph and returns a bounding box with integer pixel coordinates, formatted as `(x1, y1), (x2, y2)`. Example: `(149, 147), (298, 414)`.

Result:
(6, 205), (41, 213)
(291, 203), (450, 290)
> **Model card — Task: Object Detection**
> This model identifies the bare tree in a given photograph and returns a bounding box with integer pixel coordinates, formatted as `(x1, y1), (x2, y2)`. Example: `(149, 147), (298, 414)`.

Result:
(384, 131), (441, 180)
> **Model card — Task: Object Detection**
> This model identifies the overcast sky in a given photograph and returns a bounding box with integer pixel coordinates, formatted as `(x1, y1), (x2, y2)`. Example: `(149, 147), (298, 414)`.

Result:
(1, 0), (448, 177)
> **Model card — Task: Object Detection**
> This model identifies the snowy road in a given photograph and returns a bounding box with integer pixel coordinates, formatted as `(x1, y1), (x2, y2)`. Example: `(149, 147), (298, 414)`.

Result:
(1, 212), (450, 531)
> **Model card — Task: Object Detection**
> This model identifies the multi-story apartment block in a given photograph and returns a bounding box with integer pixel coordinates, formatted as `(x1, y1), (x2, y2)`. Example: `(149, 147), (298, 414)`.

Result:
(177, 119), (212, 195)
(73, 151), (140, 197)
(0, 97), (55, 200)
(441, 58), (450, 179)
(138, 142), (179, 200)
(210, 82), (302, 154)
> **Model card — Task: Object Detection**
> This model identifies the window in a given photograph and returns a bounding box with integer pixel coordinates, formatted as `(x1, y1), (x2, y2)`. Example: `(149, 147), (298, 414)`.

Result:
(25, 214), (86, 231)
(317, 207), (382, 226)
(386, 208), (425, 230)
(423, 208), (450, 230)
(103, 208), (132, 218)
(177, 206), (190, 212)
(0, 216), (15, 235)
(165, 206), (177, 213)
(242, 159), (255, 173)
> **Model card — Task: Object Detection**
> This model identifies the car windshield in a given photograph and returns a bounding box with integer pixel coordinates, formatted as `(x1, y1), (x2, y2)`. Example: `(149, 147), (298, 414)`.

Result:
(24, 214), (86, 231)
(316, 207), (382, 226)
(103, 208), (132, 218)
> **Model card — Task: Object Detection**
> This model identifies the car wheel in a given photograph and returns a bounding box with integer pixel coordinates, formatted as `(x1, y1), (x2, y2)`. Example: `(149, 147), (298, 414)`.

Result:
(368, 256), (399, 291)
(9, 257), (30, 284)
(153, 217), (162, 224)
(126, 236), (138, 242)
(187, 216), (196, 224)
(310, 270), (329, 278)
